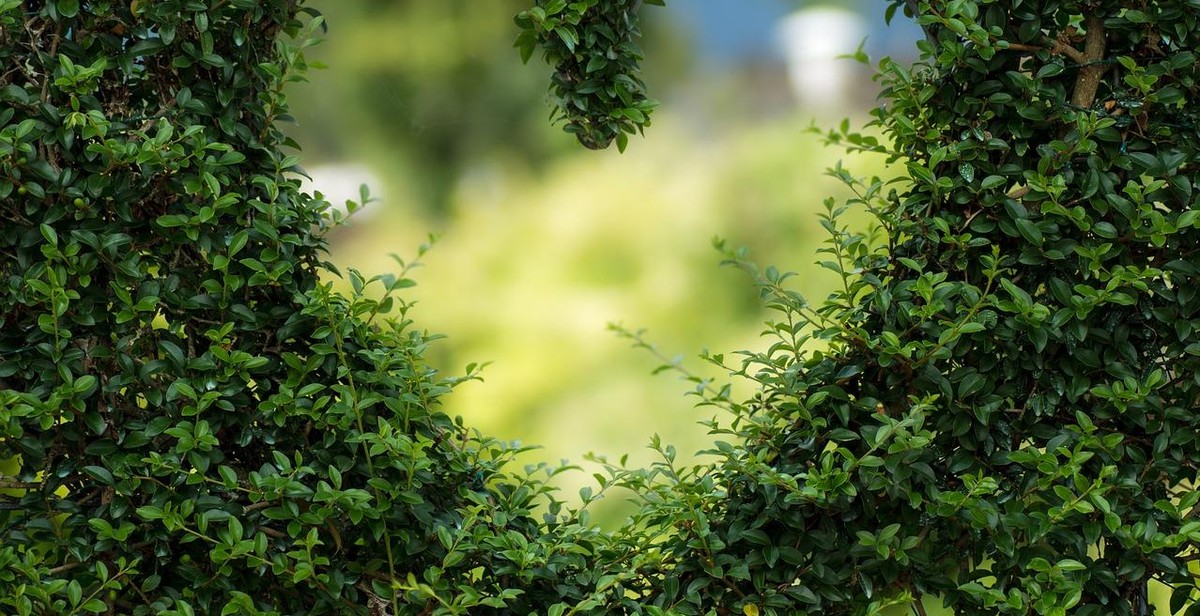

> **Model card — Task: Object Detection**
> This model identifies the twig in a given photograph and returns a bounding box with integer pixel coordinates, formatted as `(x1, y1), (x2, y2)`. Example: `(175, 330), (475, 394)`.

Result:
(47, 560), (87, 576)
(912, 592), (930, 616)
(243, 499), (273, 513)
(1004, 38), (1087, 65)
(259, 526), (286, 539)
(0, 480), (40, 489)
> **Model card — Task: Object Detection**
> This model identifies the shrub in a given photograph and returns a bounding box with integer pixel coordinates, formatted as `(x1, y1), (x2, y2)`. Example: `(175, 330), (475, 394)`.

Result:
(519, 0), (1200, 614)
(4, 0), (1198, 615)
(0, 3), (610, 615)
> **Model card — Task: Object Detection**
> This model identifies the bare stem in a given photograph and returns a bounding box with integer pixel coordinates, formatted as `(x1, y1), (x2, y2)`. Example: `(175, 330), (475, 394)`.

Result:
(1070, 16), (1107, 109)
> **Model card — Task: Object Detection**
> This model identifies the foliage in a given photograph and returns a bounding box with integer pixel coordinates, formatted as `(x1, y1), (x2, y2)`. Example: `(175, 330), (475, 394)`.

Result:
(4, 0), (1199, 615)
(0, 3), (612, 615)
(515, 0), (662, 151)
(520, 0), (1200, 614)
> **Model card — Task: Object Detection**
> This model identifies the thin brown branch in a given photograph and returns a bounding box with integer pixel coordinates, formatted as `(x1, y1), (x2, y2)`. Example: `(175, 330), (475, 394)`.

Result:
(912, 593), (930, 616)
(1004, 42), (1042, 53)
(0, 480), (40, 489)
(1070, 16), (1107, 109)
(243, 499), (273, 513)
(39, 22), (63, 103)
(47, 560), (87, 576)
(1003, 41), (1081, 65)
(259, 525), (286, 539)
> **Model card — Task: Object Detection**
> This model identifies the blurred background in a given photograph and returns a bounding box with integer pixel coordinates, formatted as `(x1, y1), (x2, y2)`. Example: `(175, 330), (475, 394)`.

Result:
(285, 0), (919, 516)
(284, 0), (928, 516)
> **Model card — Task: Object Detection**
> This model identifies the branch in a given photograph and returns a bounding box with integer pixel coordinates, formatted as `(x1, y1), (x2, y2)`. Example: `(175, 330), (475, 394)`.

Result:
(912, 593), (930, 616)
(48, 561), (87, 576)
(1049, 36), (1088, 65)
(243, 499), (273, 513)
(1004, 37), (1087, 65)
(259, 525), (286, 539)
(1070, 16), (1107, 109)
(0, 480), (40, 489)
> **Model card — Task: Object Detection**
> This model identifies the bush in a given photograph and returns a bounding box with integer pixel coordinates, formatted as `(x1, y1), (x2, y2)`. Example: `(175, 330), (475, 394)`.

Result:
(3, 1), (1198, 615)
(0, 3), (612, 615)
(518, 0), (1200, 614)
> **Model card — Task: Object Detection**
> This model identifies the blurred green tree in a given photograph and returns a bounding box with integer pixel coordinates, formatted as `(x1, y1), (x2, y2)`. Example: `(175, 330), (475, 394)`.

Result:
(288, 0), (558, 212)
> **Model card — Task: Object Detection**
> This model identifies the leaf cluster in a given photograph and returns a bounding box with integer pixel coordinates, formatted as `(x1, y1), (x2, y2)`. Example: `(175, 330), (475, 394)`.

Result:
(515, 0), (662, 151)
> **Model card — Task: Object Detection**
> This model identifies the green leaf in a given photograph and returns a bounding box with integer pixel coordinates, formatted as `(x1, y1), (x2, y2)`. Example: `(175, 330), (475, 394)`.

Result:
(980, 175), (1006, 190)
(1092, 221), (1118, 238)
(81, 598), (107, 613)
(83, 465), (114, 485)
(136, 506), (164, 520)
(957, 322), (985, 334)
(156, 214), (191, 228)
(907, 163), (936, 187)
(228, 230), (249, 257)
(73, 375), (98, 395)
(436, 525), (453, 550)
(586, 55), (608, 73)
(83, 411), (108, 435)
(555, 26), (578, 52)
(1058, 559), (1087, 571)
(1014, 218), (1043, 245)
(40, 223), (57, 246)
(67, 580), (83, 605)
(218, 465), (238, 487)
(57, 0), (80, 18)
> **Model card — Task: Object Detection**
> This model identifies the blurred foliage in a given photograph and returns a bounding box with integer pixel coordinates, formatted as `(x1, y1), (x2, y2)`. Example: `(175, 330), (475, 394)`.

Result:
(290, 0), (688, 213)
(295, 0), (870, 519)
(289, 0), (558, 212)
(323, 114), (878, 524)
